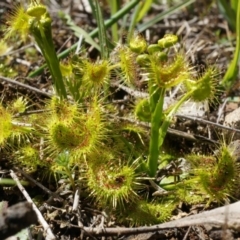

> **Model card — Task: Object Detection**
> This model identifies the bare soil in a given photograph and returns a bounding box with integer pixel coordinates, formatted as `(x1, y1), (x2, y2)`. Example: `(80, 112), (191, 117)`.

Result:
(0, 0), (240, 239)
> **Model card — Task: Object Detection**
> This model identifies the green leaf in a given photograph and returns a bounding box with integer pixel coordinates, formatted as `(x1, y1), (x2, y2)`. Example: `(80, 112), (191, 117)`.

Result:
(231, 0), (238, 12)
(217, 0), (236, 30)
(107, 0), (121, 42)
(136, 0), (154, 22)
(221, 0), (240, 88)
(0, 178), (28, 186)
(92, 0), (109, 59)
(60, 12), (100, 51)
(127, 1), (143, 40)
(138, 0), (195, 32)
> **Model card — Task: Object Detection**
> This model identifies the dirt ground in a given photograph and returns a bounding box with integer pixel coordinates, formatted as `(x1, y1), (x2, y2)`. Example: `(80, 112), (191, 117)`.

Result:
(0, 0), (240, 239)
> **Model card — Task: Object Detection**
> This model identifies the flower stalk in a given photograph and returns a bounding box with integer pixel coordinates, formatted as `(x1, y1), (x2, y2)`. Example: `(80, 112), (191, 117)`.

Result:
(5, 1), (67, 99)
(27, 2), (67, 98)
(134, 34), (217, 177)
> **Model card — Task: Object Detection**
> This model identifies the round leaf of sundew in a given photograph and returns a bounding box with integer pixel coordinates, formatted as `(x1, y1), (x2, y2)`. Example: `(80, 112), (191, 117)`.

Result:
(190, 67), (217, 102)
(0, 106), (12, 145)
(155, 54), (189, 88)
(27, 5), (47, 18)
(135, 98), (151, 122)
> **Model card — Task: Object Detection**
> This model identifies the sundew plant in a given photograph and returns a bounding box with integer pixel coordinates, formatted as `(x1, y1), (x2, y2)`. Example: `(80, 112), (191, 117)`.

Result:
(1, 0), (240, 225)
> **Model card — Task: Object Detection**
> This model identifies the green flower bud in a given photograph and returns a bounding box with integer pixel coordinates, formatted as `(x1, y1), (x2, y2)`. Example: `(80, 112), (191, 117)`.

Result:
(158, 34), (178, 49)
(147, 44), (162, 55)
(129, 34), (147, 54)
(154, 51), (168, 62)
(136, 54), (151, 67)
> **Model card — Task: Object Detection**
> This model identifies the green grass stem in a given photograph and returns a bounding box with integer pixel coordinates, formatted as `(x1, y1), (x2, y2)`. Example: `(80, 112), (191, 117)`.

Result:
(221, 0), (240, 88)
(138, 0), (195, 33)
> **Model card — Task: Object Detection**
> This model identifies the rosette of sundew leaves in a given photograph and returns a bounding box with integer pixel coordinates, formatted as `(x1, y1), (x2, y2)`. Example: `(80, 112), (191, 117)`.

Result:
(183, 142), (240, 204)
(44, 97), (107, 160)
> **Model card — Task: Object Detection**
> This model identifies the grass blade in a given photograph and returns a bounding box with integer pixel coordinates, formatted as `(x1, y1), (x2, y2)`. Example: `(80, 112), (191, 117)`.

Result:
(107, 0), (121, 42)
(138, 0), (195, 32)
(221, 1), (240, 88)
(136, 0), (154, 23)
(60, 12), (100, 51)
(217, 0), (236, 30)
(93, 0), (109, 59)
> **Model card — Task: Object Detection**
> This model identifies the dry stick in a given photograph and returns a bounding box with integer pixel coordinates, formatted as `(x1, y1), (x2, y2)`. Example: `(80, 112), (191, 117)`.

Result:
(72, 188), (80, 212)
(10, 170), (56, 240)
(57, 36), (72, 54)
(0, 43), (35, 57)
(0, 76), (53, 97)
(13, 167), (63, 203)
(111, 82), (149, 98)
(168, 127), (218, 144)
(117, 116), (218, 144)
(182, 226), (191, 240)
(176, 114), (240, 134)
(14, 109), (51, 118)
(114, 82), (240, 135)
(217, 97), (228, 124)
(79, 201), (240, 236)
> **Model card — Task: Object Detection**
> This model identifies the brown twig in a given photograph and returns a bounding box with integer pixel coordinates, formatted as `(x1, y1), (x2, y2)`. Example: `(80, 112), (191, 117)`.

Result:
(176, 114), (240, 134)
(10, 170), (56, 240)
(76, 201), (240, 237)
(13, 109), (51, 118)
(183, 226), (191, 240)
(116, 116), (218, 144)
(0, 76), (53, 97)
(13, 167), (63, 201)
